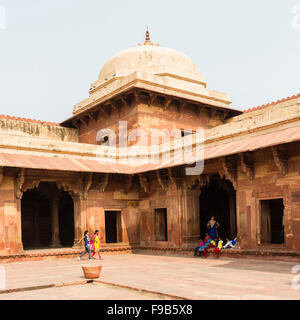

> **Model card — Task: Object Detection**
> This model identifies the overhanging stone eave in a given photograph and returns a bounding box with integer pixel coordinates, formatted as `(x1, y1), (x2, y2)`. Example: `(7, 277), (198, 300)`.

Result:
(2, 118), (300, 176)
(61, 77), (241, 127)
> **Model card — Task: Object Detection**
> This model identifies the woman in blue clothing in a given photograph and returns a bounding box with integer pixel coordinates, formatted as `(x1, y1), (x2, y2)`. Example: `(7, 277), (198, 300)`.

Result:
(77, 230), (92, 261)
(207, 216), (220, 240)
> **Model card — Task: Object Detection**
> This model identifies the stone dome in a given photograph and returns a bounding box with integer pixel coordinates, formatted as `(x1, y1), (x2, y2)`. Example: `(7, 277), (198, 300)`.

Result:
(98, 33), (202, 83)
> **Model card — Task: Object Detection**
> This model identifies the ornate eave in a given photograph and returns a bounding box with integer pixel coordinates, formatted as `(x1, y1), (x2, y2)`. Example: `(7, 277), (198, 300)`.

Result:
(61, 71), (240, 128)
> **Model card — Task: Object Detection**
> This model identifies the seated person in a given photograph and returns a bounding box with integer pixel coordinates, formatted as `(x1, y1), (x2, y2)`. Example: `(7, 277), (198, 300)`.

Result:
(198, 236), (211, 257)
(213, 237), (223, 258)
(204, 238), (218, 258)
(210, 239), (217, 247)
(194, 238), (205, 256)
(223, 237), (238, 249)
(204, 233), (210, 243)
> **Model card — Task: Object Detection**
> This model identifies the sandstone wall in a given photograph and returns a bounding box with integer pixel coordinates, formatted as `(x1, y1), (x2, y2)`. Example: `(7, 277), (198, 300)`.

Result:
(0, 118), (78, 142)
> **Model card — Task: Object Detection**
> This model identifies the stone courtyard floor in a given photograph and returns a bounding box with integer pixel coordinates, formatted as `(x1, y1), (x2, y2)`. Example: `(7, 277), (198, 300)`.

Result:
(0, 253), (300, 300)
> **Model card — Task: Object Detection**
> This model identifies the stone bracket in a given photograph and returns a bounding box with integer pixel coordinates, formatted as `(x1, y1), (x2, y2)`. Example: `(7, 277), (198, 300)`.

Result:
(185, 174), (210, 190)
(125, 175), (133, 194)
(138, 173), (149, 193)
(16, 168), (25, 199)
(82, 173), (93, 200)
(167, 168), (184, 189)
(99, 173), (110, 193)
(239, 152), (254, 180)
(156, 170), (169, 191)
(219, 157), (237, 189)
(148, 93), (157, 107)
(271, 146), (288, 175)
(133, 91), (140, 104)
(163, 97), (172, 111)
(177, 101), (187, 113)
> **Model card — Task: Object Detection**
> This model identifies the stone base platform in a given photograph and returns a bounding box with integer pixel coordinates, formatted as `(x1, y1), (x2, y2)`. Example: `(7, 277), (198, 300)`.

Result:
(1, 245), (300, 263)
(0, 246), (132, 264)
(134, 246), (300, 263)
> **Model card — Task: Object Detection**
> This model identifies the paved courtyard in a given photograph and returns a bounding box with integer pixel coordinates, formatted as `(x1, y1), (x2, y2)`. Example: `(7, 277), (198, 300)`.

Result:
(1, 254), (300, 300)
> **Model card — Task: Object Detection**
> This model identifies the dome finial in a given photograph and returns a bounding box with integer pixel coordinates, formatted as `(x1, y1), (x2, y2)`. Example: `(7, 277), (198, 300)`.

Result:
(144, 27), (152, 45)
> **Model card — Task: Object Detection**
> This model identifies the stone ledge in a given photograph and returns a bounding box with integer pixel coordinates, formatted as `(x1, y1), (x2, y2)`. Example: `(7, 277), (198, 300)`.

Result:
(133, 246), (300, 262)
(0, 246), (132, 264)
(1, 245), (300, 263)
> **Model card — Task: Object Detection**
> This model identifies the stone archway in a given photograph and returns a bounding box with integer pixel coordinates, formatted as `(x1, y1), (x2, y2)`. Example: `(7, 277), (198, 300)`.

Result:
(21, 182), (75, 249)
(199, 175), (236, 240)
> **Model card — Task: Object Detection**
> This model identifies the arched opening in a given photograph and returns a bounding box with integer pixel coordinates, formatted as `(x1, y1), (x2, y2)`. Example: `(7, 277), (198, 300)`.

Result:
(21, 182), (75, 250)
(199, 175), (236, 240)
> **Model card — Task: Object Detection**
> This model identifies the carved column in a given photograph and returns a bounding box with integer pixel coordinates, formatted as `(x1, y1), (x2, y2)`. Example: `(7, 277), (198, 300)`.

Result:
(180, 185), (201, 247)
(72, 194), (88, 248)
(50, 194), (61, 248)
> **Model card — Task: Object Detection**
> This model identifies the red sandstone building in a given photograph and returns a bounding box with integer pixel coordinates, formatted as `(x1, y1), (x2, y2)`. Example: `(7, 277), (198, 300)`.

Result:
(1, 32), (300, 259)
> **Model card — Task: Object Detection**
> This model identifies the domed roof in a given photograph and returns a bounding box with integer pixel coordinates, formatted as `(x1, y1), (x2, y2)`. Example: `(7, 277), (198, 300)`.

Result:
(98, 31), (202, 83)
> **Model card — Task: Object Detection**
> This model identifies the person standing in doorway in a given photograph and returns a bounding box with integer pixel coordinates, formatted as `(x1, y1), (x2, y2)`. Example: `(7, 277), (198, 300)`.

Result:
(207, 216), (220, 240)
(77, 230), (92, 261)
(91, 230), (103, 260)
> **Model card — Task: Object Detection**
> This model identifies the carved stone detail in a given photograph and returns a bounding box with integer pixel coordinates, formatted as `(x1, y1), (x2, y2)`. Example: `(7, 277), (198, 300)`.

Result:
(138, 174), (149, 193)
(82, 173), (93, 200)
(16, 168), (25, 199)
(148, 93), (157, 107)
(239, 152), (254, 179)
(177, 101), (187, 113)
(271, 146), (288, 175)
(133, 91), (140, 104)
(163, 97), (172, 111)
(185, 174), (210, 190)
(156, 170), (169, 191)
(219, 157), (237, 189)
(99, 173), (110, 193)
(22, 179), (40, 193)
(167, 168), (183, 189)
(125, 175), (133, 194)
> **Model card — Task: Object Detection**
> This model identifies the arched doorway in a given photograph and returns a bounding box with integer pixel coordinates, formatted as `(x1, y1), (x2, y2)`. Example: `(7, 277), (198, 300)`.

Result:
(21, 182), (75, 249)
(199, 175), (236, 240)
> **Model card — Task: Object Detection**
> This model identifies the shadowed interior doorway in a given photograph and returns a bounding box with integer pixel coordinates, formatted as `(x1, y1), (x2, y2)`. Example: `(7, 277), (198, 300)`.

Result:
(105, 210), (122, 243)
(260, 199), (284, 244)
(21, 182), (75, 249)
(199, 175), (236, 240)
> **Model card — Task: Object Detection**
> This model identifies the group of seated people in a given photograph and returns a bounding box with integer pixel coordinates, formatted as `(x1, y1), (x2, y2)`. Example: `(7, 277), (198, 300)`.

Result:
(194, 233), (238, 258)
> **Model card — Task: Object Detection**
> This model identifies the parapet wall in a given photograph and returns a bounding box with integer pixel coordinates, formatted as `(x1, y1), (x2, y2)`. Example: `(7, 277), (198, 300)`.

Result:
(0, 118), (78, 142)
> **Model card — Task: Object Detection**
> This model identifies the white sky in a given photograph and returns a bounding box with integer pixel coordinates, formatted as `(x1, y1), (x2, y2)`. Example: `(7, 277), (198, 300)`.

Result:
(0, 0), (299, 122)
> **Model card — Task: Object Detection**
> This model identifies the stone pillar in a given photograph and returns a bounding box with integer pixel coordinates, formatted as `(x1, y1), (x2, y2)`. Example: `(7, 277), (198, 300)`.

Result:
(15, 198), (24, 253)
(180, 187), (201, 247)
(50, 195), (61, 248)
(0, 175), (24, 254)
(72, 194), (87, 248)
